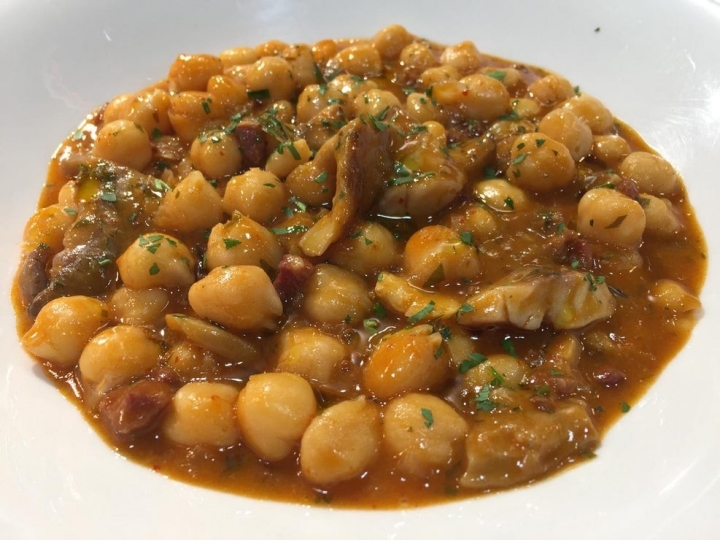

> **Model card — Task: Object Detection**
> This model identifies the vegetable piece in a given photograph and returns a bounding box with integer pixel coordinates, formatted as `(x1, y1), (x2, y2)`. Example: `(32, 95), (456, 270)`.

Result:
(165, 314), (261, 364)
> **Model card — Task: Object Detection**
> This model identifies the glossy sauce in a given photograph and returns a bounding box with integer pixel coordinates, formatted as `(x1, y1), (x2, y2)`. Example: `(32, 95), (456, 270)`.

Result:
(13, 29), (706, 508)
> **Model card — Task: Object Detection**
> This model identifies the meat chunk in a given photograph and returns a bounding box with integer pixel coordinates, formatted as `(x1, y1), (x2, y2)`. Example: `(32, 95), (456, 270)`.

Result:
(614, 178), (640, 201)
(17, 247), (50, 311)
(460, 400), (599, 490)
(233, 122), (267, 169)
(98, 380), (175, 440)
(299, 118), (393, 256)
(273, 254), (314, 303)
(28, 159), (162, 315)
(556, 237), (594, 271)
(456, 265), (615, 330)
(526, 333), (590, 399)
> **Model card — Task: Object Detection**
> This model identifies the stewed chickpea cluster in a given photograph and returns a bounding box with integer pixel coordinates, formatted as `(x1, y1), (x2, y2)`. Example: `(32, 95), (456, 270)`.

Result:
(17, 25), (703, 502)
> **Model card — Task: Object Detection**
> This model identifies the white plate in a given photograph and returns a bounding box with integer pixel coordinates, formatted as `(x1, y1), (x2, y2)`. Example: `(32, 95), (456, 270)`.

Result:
(1, 0), (719, 538)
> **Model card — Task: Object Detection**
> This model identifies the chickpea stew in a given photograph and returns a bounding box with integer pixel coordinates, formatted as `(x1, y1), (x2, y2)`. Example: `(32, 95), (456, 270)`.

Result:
(13, 25), (706, 508)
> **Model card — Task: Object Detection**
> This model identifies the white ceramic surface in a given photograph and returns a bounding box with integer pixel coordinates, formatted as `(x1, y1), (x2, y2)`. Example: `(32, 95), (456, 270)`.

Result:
(1, 0), (719, 538)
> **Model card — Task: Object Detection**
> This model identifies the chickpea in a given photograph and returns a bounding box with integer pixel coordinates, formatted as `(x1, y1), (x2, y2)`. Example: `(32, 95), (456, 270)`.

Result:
(405, 92), (439, 123)
(562, 94), (614, 134)
(440, 41), (484, 75)
(352, 89), (400, 119)
(246, 56), (295, 101)
(255, 39), (288, 57)
(281, 44), (318, 89)
(618, 151), (679, 196)
(300, 397), (381, 485)
(507, 133), (576, 192)
(168, 54), (224, 93)
(331, 43), (383, 78)
(162, 382), (240, 446)
(538, 109), (593, 161)
(511, 98), (542, 120)
(433, 75), (510, 121)
(103, 93), (134, 123)
(188, 265), (283, 332)
(21, 296), (109, 368)
(302, 263), (372, 325)
(445, 204), (498, 242)
(265, 138), (312, 179)
(93, 119), (152, 171)
(363, 326), (449, 401)
(591, 135), (631, 167)
(223, 169), (287, 224)
(418, 65), (461, 87)
(23, 204), (74, 253)
(383, 393), (468, 478)
(205, 213), (282, 270)
(112, 88), (172, 136)
(166, 341), (217, 378)
(462, 354), (528, 389)
(372, 24), (412, 61)
(237, 372), (317, 461)
(219, 46), (258, 67)
(472, 179), (530, 212)
(480, 67), (524, 92)
(110, 287), (169, 326)
(296, 84), (347, 123)
(189, 129), (243, 179)
(404, 225), (481, 287)
(207, 74), (248, 110)
(327, 221), (401, 276)
(648, 279), (701, 313)
(275, 326), (347, 388)
(577, 188), (646, 246)
(528, 73), (576, 106)
(399, 42), (437, 74)
(79, 325), (161, 394)
(311, 39), (339, 66)
(284, 137), (337, 205)
(117, 233), (195, 289)
(153, 170), (223, 232)
(641, 193), (683, 236)
(168, 91), (223, 143)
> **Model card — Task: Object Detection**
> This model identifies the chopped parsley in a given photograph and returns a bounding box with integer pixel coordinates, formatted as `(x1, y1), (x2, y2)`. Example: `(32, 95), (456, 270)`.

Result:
(459, 231), (473, 246)
(475, 385), (498, 412)
(407, 301), (436, 324)
(458, 352), (487, 374)
(223, 238), (241, 249)
(247, 88), (271, 100)
(457, 303), (475, 315)
(363, 318), (380, 335)
(421, 408), (434, 428)
(501, 336), (518, 358)
(148, 263), (160, 275)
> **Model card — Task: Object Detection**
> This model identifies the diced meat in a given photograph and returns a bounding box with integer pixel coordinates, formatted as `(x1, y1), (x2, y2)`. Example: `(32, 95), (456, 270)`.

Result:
(614, 178), (640, 201)
(457, 265), (616, 331)
(591, 364), (627, 387)
(17, 247), (50, 312)
(556, 237), (594, 271)
(98, 380), (175, 440)
(273, 254), (314, 303)
(460, 400), (599, 490)
(233, 122), (267, 169)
